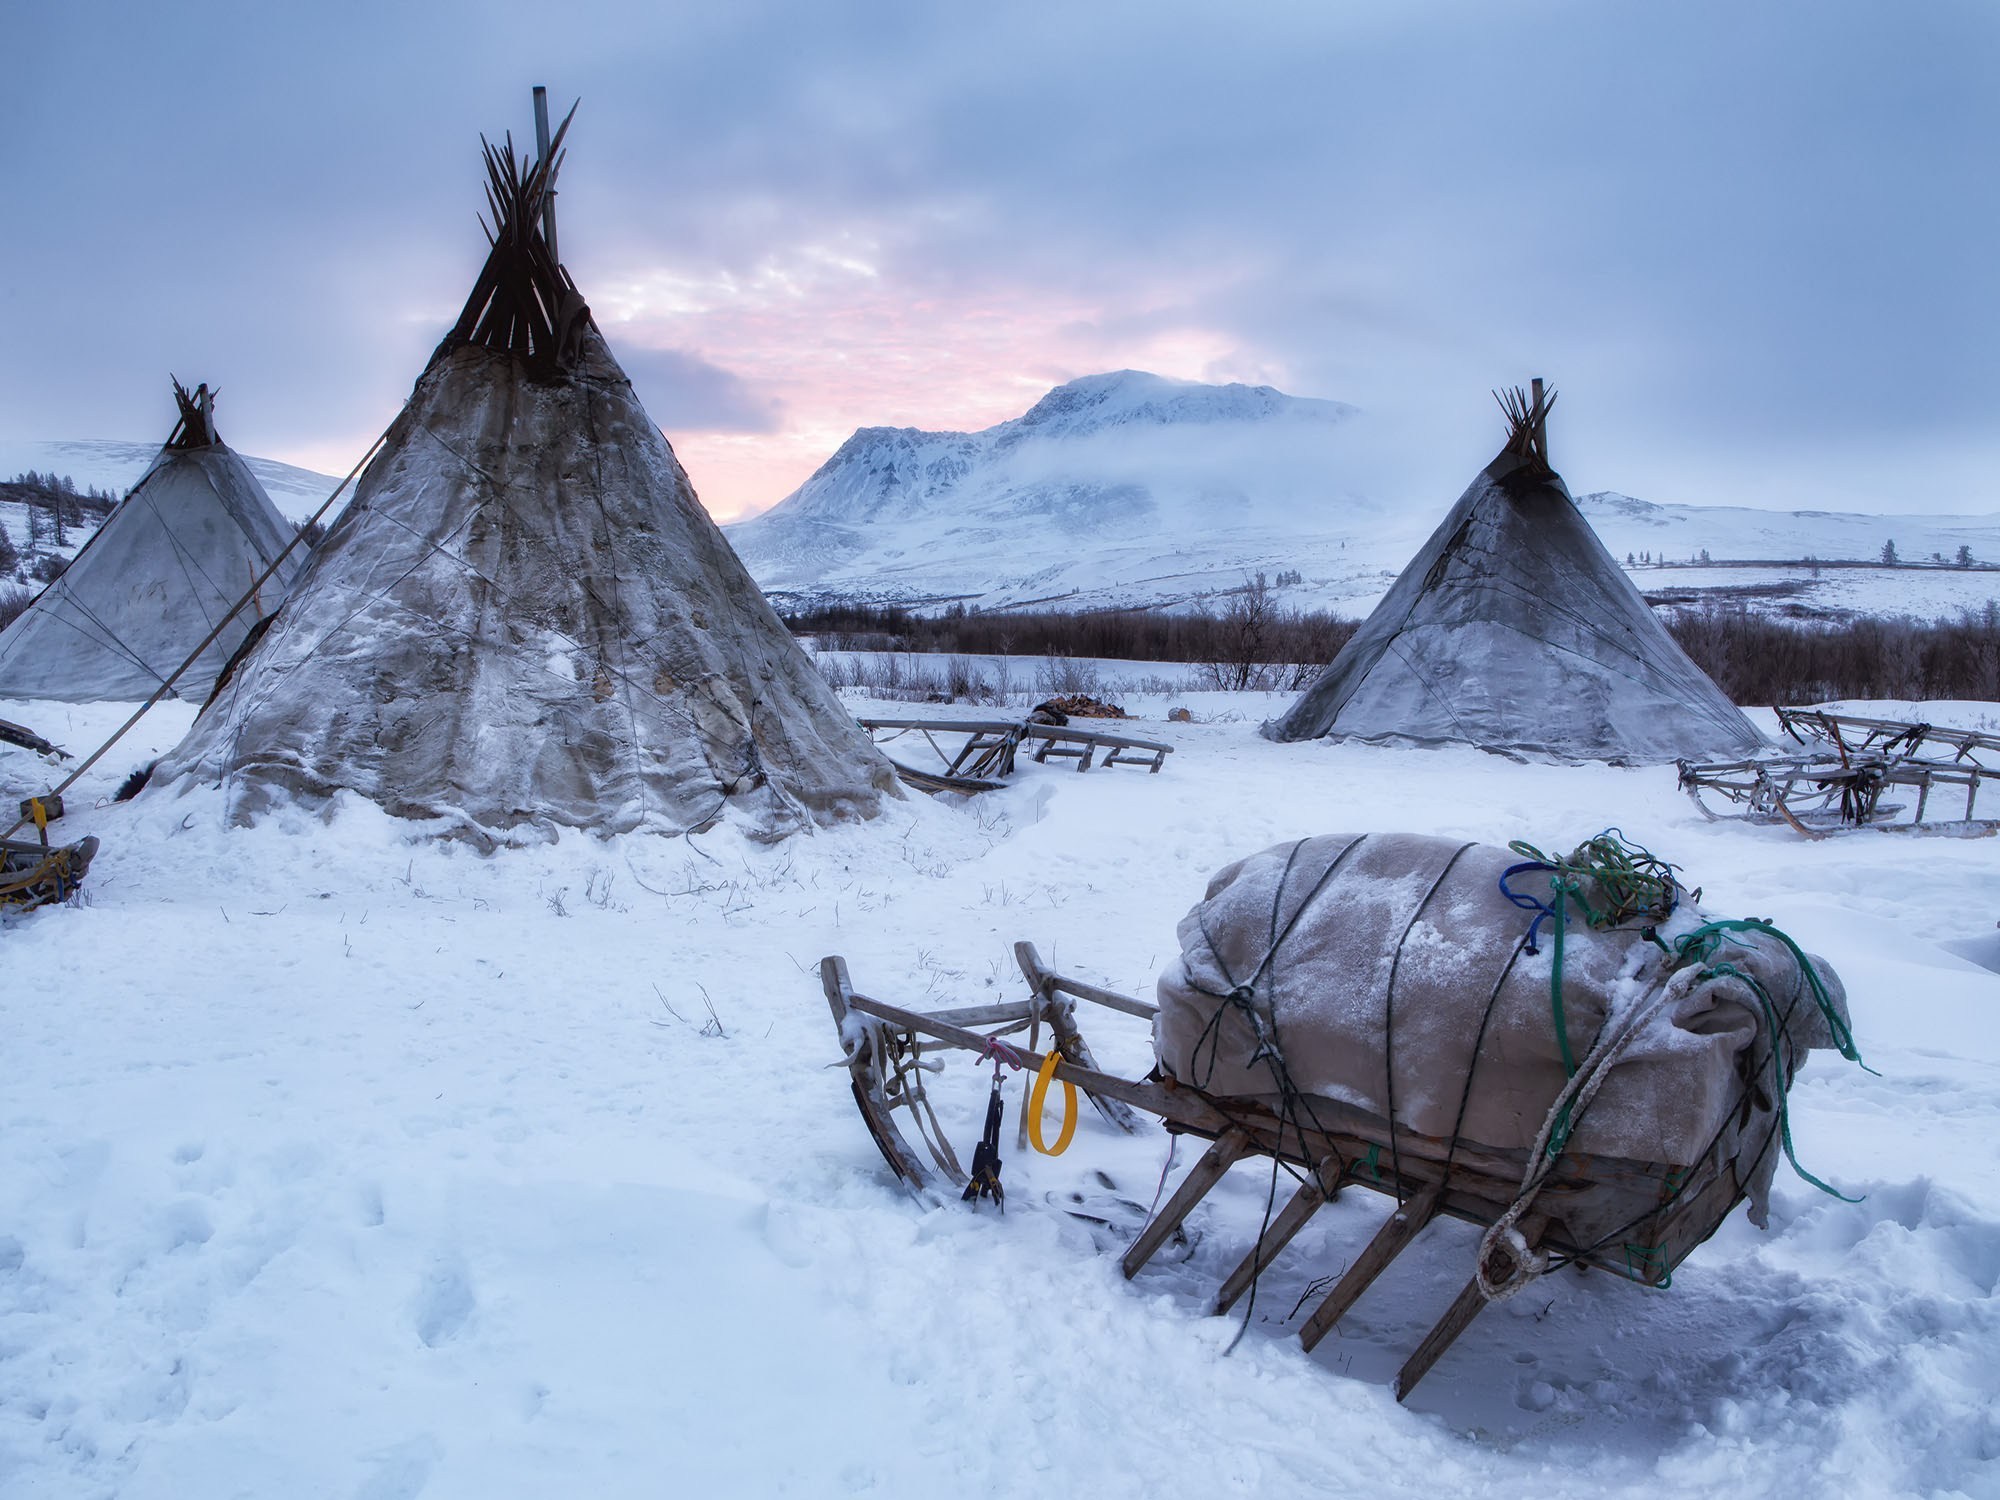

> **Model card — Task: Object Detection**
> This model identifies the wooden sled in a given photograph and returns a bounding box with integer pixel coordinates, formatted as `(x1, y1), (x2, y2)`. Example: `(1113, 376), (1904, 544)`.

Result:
(1678, 750), (1997, 835)
(824, 943), (1768, 1400)
(1, 832), (99, 910)
(860, 717), (1172, 792)
(1679, 707), (2000, 836)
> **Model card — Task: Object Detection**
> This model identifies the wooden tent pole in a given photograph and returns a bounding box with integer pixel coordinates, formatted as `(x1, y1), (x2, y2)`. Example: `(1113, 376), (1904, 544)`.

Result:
(533, 85), (559, 265)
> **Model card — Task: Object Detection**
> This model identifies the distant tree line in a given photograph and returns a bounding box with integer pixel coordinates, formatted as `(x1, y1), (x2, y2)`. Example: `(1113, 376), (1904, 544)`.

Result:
(785, 589), (2000, 708)
(782, 577), (1359, 690)
(1623, 543), (1981, 569)
(1667, 604), (2000, 704)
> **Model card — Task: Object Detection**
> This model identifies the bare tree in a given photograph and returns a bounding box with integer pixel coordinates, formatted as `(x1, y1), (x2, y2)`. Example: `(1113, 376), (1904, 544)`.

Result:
(1198, 573), (1275, 691)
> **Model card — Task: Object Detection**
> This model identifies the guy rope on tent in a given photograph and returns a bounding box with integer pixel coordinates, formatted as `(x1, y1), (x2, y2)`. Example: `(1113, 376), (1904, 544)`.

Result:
(820, 829), (1866, 1399)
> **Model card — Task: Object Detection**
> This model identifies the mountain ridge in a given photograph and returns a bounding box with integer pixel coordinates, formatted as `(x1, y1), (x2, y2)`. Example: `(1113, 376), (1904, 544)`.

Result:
(727, 371), (2000, 621)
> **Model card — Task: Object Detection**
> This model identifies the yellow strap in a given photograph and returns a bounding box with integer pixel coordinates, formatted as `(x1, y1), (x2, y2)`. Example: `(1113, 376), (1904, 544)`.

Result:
(1027, 1047), (1078, 1156)
(30, 798), (47, 833)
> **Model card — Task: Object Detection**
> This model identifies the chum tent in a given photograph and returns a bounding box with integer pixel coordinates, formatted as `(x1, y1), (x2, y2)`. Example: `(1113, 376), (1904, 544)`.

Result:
(156, 99), (899, 843)
(1263, 384), (1766, 764)
(0, 382), (302, 703)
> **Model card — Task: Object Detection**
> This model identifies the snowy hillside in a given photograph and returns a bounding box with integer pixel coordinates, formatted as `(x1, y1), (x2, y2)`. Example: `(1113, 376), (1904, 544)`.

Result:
(728, 370), (1397, 610)
(0, 439), (343, 523)
(727, 374), (2000, 621)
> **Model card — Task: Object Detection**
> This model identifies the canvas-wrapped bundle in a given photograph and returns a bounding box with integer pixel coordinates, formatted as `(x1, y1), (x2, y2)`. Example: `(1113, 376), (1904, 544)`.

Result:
(1154, 833), (1852, 1242)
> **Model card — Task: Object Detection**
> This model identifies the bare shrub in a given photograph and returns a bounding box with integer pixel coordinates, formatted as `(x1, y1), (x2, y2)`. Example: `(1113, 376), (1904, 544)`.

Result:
(1666, 604), (2000, 704)
(1035, 654), (1102, 697)
(781, 597), (1358, 672)
(812, 650), (1001, 704)
(0, 582), (36, 631)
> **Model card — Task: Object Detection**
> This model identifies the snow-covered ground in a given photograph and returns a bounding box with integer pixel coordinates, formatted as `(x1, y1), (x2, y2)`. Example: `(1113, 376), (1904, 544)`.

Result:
(2, 689), (1997, 1497)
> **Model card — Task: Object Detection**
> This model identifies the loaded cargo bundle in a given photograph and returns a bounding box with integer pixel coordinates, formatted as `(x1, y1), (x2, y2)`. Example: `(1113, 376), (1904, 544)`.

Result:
(1154, 830), (1854, 1249)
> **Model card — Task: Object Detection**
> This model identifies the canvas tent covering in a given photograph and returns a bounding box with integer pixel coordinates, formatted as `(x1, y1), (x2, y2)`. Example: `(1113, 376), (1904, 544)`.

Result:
(157, 104), (898, 843)
(1153, 833), (1852, 1243)
(1264, 385), (1765, 763)
(0, 382), (301, 703)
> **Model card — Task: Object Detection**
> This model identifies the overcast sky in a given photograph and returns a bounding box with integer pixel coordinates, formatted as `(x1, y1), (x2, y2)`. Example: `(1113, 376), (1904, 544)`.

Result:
(7, 2), (1996, 520)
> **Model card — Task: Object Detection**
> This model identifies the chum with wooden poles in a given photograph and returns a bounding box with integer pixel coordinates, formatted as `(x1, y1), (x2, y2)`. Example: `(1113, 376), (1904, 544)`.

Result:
(145, 93), (900, 844)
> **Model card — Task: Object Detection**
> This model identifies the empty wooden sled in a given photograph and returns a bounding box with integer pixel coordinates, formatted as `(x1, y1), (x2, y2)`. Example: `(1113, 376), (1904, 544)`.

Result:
(860, 716), (1172, 793)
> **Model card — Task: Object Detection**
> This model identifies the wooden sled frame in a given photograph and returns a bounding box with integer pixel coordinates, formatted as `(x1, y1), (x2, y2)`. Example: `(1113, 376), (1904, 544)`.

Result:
(1679, 707), (2000, 836)
(823, 943), (1756, 1400)
(1775, 706), (2000, 770)
(860, 717), (1173, 789)
(1678, 751), (1997, 835)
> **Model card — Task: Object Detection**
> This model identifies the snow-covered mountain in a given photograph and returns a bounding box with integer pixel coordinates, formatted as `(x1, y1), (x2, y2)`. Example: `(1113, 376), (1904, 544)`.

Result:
(728, 372), (2000, 620)
(0, 438), (342, 521)
(728, 370), (1394, 609)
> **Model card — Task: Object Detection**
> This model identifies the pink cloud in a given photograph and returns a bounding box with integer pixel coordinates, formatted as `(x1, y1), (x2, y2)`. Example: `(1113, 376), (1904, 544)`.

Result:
(595, 246), (1283, 521)
(270, 250), (1284, 525)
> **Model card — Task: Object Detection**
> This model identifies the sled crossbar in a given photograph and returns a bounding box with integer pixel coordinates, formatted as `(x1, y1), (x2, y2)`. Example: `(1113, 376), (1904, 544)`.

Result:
(1775, 707), (2000, 768)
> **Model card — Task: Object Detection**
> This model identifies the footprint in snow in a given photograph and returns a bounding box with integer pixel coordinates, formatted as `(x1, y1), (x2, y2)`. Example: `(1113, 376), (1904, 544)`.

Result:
(159, 1199), (215, 1253)
(353, 1435), (440, 1500)
(412, 1261), (475, 1348)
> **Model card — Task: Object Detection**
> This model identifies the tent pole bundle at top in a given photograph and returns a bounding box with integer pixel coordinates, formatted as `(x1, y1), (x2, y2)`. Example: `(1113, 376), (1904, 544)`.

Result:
(144, 91), (899, 846)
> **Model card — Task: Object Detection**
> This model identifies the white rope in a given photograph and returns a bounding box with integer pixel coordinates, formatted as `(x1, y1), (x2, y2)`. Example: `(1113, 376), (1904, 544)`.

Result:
(1474, 979), (1683, 1300)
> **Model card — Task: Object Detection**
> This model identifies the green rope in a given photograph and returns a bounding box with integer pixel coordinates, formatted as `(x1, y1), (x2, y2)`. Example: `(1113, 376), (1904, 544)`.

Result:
(1623, 1242), (1672, 1288)
(1514, 830), (1673, 1128)
(1547, 876), (1579, 1080)
(1509, 832), (1868, 1200)
(1669, 918), (1872, 1071)
(1508, 828), (1680, 931)
(1693, 960), (1863, 1203)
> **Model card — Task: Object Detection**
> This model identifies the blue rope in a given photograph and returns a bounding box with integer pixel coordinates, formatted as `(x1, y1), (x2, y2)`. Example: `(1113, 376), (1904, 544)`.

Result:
(1498, 860), (1559, 953)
